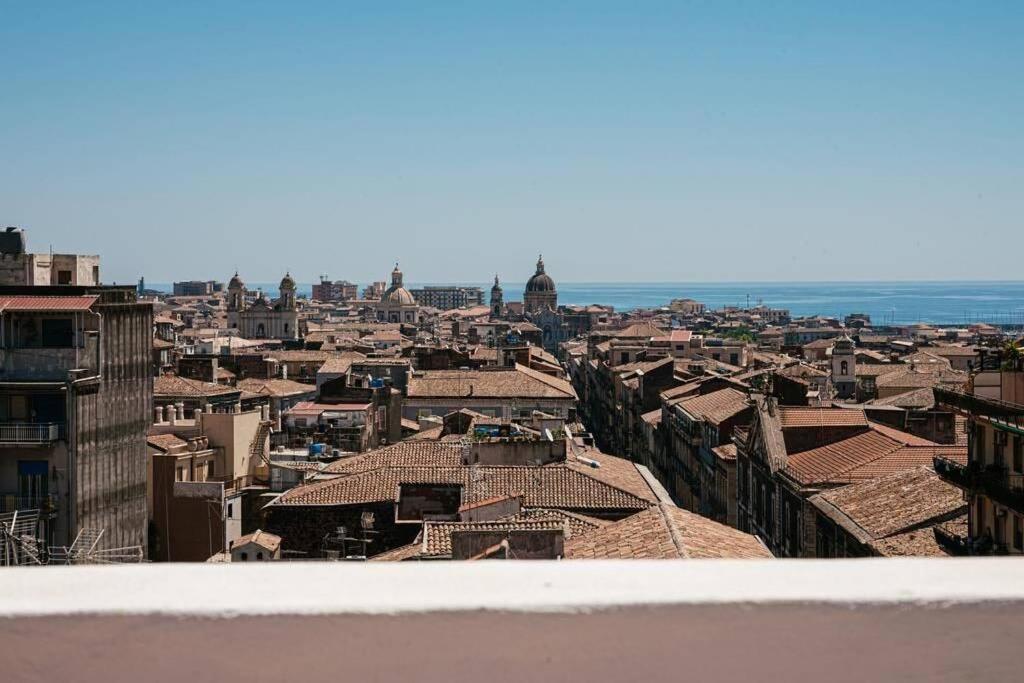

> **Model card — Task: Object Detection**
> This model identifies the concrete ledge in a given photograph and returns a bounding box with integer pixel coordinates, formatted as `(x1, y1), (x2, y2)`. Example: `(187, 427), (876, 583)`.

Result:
(2, 558), (1023, 617)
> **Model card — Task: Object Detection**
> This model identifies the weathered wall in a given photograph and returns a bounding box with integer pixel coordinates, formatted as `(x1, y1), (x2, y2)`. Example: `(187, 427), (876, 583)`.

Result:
(72, 300), (152, 552)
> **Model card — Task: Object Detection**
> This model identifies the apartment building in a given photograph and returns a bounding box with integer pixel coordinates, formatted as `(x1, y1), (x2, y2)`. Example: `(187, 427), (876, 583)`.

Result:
(0, 285), (151, 551)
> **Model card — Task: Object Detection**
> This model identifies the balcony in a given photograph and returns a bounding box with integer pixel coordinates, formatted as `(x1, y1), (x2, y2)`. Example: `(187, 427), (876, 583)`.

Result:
(0, 422), (63, 444)
(0, 492), (58, 514)
(934, 456), (1024, 512)
(933, 455), (974, 489)
(0, 335), (100, 382)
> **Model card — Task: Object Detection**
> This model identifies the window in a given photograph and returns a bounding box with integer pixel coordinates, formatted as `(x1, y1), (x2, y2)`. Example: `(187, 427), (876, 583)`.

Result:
(840, 360), (849, 376)
(17, 461), (48, 505)
(240, 552), (248, 562)
(1014, 516), (1023, 552)
(40, 318), (74, 347)
(1014, 437), (1022, 473)
(730, 353), (739, 365)
(227, 503), (234, 518)
(256, 552), (264, 560)
(57, 269), (72, 285)
(994, 432), (1006, 468)
(92, 265), (99, 284)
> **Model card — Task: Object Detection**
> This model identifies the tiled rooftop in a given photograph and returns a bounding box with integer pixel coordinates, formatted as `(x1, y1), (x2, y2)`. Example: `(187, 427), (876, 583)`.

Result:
(564, 504), (772, 560)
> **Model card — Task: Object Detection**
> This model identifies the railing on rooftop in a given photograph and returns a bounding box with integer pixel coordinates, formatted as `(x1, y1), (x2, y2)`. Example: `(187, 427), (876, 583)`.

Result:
(0, 422), (63, 444)
(934, 386), (1024, 420)
(934, 455), (1024, 512)
(208, 474), (267, 493)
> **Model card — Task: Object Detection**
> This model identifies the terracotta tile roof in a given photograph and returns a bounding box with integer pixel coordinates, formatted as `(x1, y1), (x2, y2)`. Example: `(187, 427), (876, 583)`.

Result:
(783, 430), (902, 486)
(778, 407), (868, 429)
(0, 295), (98, 311)
(784, 420), (967, 486)
(675, 388), (749, 425)
(265, 350), (339, 362)
(510, 508), (610, 538)
(317, 354), (365, 375)
(869, 387), (936, 409)
(408, 425), (444, 441)
(567, 448), (660, 504)
(147, 433), (188, 452)
(422, 517), (569, 558)
(809, 467), (965, 546)
(230, 529), (282, 552)
(563, 504), (772, 560)
(867, 527), (949, 557)
(273, 462), (654, 512)
(154, 374), (240, 398)
(641, 408), (662, 426)
(712, 443), (737, 461)
(926, 345), (979, 357)
(407, 364), (576, 400)
(855, 363), (904, 378)
(236, 378), (317, 398)
(839, 445), (966, 482)
(323, 441), (463, 474)
(875, 367), (967, 389)
(368, 542), (423, 562)
(867, 421), (938, 446)
(613, 322), (667, 339)
(286, 401), (372, 419)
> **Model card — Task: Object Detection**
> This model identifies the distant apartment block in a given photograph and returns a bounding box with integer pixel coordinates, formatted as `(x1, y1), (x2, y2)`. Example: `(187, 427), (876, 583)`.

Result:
(0, 227), (99, 286)
(173, 280), (223, 296)
(312, 278), (358, 302)
(410, 286), (484, 310)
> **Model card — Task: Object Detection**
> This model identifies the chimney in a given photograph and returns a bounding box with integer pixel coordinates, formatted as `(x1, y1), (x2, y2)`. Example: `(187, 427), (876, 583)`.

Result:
(154, 407), (164, 424)
(168, 405), (177, 425)
(281, 365), (288, 380)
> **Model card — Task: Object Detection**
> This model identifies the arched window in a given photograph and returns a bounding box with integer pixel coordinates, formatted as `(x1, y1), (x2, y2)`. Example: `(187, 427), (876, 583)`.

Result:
(840, 360), (849, 376)
(256, 323), (266, 338)
(256, 552), (264, 560)
(240, 552), (248, 562)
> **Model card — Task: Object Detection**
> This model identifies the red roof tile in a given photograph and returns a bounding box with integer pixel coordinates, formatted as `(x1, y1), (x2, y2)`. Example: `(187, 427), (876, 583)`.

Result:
(0, 295), (98, 311)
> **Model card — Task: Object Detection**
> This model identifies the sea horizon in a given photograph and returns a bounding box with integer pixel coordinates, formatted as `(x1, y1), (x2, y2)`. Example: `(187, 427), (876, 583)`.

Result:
(144, 280), (1024, 327)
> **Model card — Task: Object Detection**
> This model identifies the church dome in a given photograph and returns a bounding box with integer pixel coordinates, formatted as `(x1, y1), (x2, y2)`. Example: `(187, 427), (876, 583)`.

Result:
(525, 255), (556, 293)
(279, 272), (296, 290)
(228, 271), (244, 289)
(382, 285), (416, 306)
(381, 262), (416, 306)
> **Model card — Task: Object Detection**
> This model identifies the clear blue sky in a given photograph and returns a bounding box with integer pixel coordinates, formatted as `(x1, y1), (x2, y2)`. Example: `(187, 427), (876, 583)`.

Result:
(1, 2), (1021, 284)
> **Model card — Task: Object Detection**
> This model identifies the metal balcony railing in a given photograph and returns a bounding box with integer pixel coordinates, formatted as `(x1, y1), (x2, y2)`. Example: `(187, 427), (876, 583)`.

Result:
(0, 493), (58, 514)
(934, 456), (1024, 512)
(0, 422), (63, 444)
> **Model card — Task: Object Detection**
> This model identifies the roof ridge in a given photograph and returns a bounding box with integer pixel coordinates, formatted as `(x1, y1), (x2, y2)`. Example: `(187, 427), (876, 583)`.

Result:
(657, 504), (689, 559)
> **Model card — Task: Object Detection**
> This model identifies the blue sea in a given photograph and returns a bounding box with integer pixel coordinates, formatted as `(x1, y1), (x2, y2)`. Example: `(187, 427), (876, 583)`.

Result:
(149, 281), (1024, 327)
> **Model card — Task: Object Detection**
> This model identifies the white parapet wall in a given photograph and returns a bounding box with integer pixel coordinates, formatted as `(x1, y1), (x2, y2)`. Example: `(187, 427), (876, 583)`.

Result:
(3, 558), (1024, 617)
